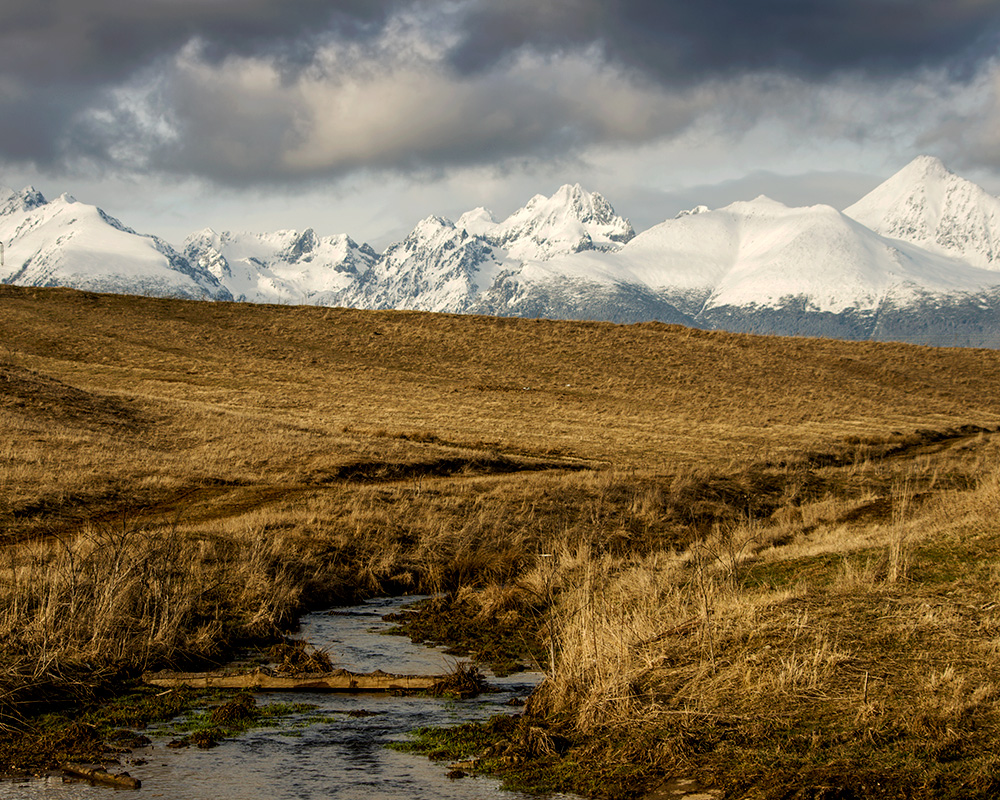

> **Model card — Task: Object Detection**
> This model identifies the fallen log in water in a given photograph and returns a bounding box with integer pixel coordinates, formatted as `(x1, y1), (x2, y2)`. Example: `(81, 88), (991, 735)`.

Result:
(142, 667), (442, 693)
(62, 763), (141, 789)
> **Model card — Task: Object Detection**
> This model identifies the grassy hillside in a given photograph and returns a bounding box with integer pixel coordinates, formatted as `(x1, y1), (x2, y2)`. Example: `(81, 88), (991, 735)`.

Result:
(3, 284), (1000, 795)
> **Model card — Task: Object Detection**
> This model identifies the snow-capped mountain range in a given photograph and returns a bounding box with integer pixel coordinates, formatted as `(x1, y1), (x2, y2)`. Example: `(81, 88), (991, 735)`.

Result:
(182, 228), (377, 306)
(4, 156), (1000, 347)
(0, 187), (229, 301)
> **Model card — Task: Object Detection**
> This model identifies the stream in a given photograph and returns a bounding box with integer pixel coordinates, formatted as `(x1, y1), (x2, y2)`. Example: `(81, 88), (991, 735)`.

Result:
(1, 597), (580, 799)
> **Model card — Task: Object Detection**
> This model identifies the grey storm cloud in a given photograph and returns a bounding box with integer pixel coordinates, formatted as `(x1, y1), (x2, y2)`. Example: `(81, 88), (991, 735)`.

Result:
(5, 0), (996, 87)
(2, 0), (999, 184)
(448, 0), (1000, 80)
(0, 0), (400, 84)
(0, 0), (403, 173)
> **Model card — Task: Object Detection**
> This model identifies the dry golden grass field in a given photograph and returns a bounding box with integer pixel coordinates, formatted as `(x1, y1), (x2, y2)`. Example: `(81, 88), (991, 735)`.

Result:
(4, 284), (1000, 797)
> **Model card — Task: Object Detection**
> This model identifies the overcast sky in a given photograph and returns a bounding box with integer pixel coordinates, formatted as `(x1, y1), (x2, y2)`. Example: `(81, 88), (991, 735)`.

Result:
(2, 0), (1000, 248)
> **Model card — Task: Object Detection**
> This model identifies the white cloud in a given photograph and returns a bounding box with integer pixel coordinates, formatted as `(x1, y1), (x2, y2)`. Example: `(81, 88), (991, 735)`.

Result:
(78, 25), (725, 183)
(18, 7), (997, 248)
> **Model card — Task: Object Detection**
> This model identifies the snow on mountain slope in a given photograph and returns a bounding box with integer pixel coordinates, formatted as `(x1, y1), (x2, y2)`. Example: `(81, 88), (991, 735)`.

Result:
(350, 216), (512, 313)
(0, 188), (229, 300)
(1, 184), (46, 216)
(845, 155), (1000, 270)
(458, 184), (635, 261)
(510, 202), (739, 294)
(455, 207), (499, 238)
(183, 228), (377, 305)
(707, 198), (1000, 312)
(348, 184), (634, 314)
(9, 161), (1000, 347)
(490, 196), (1000, 320)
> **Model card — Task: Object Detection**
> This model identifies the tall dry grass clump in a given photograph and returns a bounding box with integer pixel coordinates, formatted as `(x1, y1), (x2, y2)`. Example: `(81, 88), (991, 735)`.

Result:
(525, 522), (798, 735)
(0, 518), (310, 723)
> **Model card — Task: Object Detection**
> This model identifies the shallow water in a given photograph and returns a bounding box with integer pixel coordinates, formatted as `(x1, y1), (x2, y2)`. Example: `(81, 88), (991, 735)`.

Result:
(1, 597), (578, 799)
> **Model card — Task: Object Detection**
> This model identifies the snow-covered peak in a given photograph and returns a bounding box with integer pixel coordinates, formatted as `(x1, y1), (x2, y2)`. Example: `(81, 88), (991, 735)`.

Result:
(720, 195), (792, 215)
(361, 212), (508, 313)
(551, 183), (588, 206)
(182, 228), (220, 251)
(845, 154), (1000, 269)
(484, 183), (635, 261)
(408, 215), (457, 240)
(181, 225), (377, 304)
(1, 186), (46, 216)
(676, 204), (710, 218)
(893, 154), (952, 182)
(456, 207), (498, 237)
(277, 228), (319, 263)
(0, 186), (227, 300)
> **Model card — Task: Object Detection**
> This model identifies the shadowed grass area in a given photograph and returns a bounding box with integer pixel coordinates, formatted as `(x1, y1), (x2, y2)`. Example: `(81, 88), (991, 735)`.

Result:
(4, 285), (1000, 793)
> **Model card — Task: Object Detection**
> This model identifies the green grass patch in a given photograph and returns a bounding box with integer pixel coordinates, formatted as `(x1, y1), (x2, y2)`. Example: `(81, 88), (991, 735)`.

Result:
(150, 693), (318, 748)
(392, 715), (653, 798)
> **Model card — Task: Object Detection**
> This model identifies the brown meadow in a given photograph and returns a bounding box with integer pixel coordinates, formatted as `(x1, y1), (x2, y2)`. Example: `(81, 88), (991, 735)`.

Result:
(3, 284), (1000, 795)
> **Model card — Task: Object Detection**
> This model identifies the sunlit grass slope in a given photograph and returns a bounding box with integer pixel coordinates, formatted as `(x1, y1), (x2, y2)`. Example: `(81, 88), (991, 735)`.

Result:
(3, 284), (1000, 794)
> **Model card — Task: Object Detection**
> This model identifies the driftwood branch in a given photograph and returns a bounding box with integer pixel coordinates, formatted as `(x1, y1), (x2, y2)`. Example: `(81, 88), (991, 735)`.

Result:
(63, 763), (141, 790)
(142, 667), (442, 693)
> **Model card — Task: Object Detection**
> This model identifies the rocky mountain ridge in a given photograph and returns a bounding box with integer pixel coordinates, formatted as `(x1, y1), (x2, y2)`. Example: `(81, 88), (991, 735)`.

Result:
(4, 157), (1000, 347)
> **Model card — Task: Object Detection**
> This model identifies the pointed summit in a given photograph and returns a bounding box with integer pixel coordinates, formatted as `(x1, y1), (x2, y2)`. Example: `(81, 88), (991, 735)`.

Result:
(1, 186), (46, 216)
(551, 182), (587, 203)
(890, 154), (952, 180)
(485, 184), (635, 261)
(456, 207), (498, 237)
(845, 155), (1000, 269)
(360, 212), (502, 313)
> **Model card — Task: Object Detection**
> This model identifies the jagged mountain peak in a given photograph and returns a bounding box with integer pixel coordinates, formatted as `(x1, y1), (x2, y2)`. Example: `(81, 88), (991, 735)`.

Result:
(413, 214), (455, 231)
(521, 183), (617, 221)
(181, 224), (378, 305)
(278, 228), (318, 263)
(551, 182), (587, 201)
(2, 185), (47, 215)
(399, 216), (463, 248)
(845, 154), (1000, 269)
(482, 183), (635, 261)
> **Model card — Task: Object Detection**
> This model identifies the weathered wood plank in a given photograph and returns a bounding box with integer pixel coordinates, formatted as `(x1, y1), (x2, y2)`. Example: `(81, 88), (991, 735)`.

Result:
(142, 668), (441, 692)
